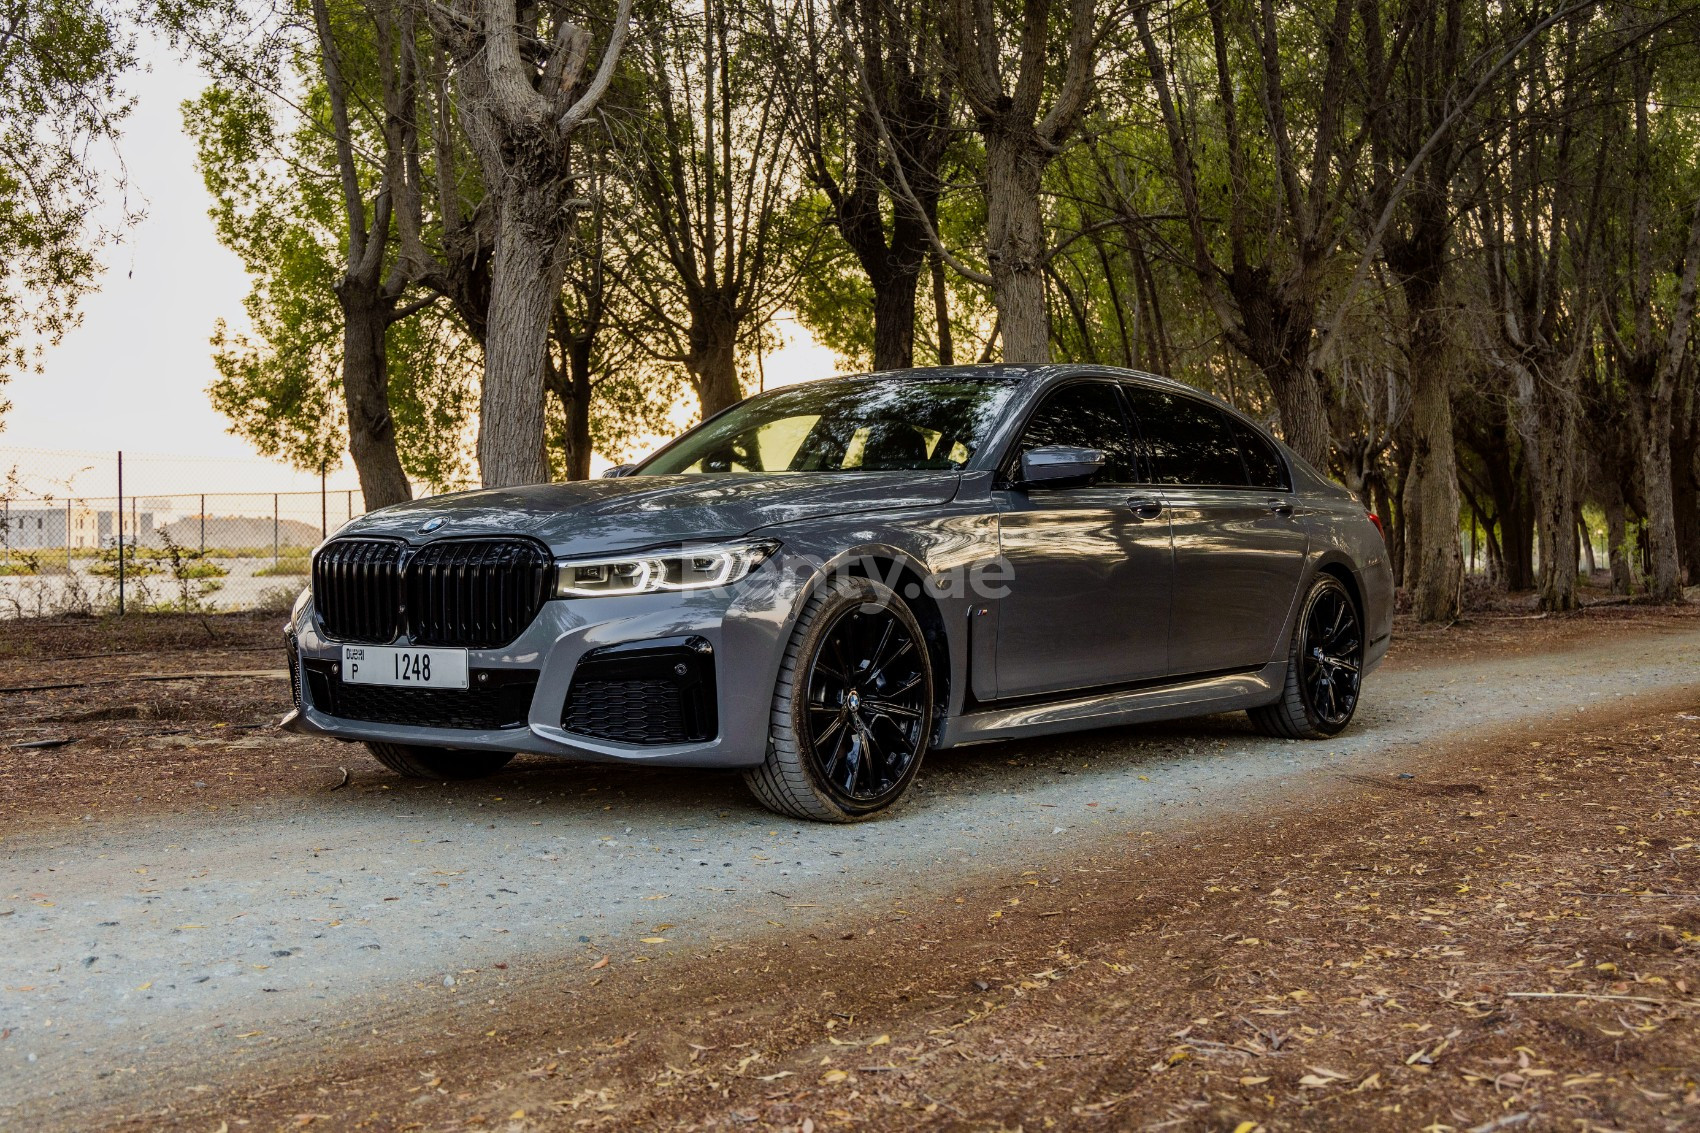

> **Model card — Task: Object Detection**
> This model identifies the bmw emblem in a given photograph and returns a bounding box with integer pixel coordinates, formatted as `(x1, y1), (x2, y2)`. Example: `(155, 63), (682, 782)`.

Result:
(418, 517), (447, 534)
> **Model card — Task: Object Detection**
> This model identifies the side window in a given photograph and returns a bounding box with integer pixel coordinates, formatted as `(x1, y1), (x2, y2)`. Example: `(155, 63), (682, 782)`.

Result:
(1122, 387), (1249, 487)
(1233, 420), (1290, 490)
(1017, 382), (1139, 484)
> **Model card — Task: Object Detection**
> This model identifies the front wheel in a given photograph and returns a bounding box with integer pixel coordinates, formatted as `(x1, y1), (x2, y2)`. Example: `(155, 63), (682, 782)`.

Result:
(365, 742), (514, 780)
(1248, 574), (1364, 739)
(744, 576), (934, 822)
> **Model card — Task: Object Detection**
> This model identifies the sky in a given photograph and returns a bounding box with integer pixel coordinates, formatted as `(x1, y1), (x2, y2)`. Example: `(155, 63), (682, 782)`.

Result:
(0, 36), (836, 501)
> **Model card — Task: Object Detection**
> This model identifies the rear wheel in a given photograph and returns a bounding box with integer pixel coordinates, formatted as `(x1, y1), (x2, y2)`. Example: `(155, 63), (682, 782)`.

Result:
(365, 742), (514, 780)
(744, 576), (934, 822)
(1248, 573), (1363, 739)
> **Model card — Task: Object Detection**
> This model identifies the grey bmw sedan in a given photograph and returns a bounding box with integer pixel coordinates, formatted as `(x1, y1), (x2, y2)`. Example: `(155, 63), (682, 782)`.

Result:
(283, 364), (1393, 821)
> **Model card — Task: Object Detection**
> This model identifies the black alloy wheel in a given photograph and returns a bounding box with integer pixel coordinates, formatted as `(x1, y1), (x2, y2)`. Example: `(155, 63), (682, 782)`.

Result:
(1297, 581), (1362, 727)
(744, 575), (935, 822)
(1248, 573), (1365, 739)
(802, 602), (930, 804)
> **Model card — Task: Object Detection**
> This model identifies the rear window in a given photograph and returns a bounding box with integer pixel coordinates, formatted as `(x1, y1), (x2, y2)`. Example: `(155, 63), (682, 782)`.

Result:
(1122, 387), (1248, 487)
(1233, 420), (1290, 490)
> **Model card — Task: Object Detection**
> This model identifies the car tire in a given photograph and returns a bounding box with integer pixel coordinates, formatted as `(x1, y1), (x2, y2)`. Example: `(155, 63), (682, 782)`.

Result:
(744, 575), (934, 822)
(1248, 573), (1364, 740)
(365, 742), (515, 780)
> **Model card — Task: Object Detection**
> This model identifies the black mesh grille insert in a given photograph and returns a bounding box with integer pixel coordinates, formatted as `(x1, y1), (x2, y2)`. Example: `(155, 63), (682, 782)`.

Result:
(562, 641), (717, 745)
(404, 539), (553, 649)
(302, 661), (537, 730)
(312, 539), (402, 644)
(285, 631), (302, 707)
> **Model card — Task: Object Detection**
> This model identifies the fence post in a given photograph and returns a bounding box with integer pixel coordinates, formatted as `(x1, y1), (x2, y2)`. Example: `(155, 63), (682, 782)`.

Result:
(200, 494), (206, 553)
(66, 497), (72, 571)
(320, 461), (327, 538)
(347, 490), (353, 521)
(273, 493), (279, 567)
(117, 450), (125, 616)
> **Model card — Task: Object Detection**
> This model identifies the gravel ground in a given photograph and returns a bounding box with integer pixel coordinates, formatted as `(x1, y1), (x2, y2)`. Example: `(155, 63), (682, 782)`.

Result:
(2, 616), (1698, 1126)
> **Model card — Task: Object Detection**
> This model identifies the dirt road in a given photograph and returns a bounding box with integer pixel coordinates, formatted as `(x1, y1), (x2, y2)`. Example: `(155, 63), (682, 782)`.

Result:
(2, 611), (1697, 1129)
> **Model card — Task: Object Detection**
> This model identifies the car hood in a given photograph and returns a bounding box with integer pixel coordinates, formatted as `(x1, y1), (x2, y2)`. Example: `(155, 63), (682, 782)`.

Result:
(334, 471), (965, 557)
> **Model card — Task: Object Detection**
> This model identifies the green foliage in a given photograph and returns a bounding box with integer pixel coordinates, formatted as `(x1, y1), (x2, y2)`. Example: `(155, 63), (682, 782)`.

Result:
(0, 0), (138, 421)
(184, 51), (477, 491)
(791, 186), (997, 372)
(89, 531), (229, 612)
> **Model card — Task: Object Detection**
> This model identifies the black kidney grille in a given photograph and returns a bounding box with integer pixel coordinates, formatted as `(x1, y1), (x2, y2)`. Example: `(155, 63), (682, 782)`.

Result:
(312, 539), (403, 643)
(405, 539), (552, 648)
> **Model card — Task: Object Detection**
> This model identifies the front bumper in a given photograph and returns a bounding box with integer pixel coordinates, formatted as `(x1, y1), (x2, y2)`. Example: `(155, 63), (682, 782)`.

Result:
(282, 579), (792, 768)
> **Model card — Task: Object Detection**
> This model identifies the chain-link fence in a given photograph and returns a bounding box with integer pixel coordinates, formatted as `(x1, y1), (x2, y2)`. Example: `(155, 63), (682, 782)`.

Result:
(0, 446), (371, 617)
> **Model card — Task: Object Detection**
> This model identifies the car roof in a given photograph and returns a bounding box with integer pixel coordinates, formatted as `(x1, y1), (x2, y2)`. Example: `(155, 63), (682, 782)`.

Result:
(827, 362), (1207, 396)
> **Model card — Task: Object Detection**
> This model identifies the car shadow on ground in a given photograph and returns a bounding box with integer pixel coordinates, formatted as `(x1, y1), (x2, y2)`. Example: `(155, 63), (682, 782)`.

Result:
(309, 707), (1327, 833)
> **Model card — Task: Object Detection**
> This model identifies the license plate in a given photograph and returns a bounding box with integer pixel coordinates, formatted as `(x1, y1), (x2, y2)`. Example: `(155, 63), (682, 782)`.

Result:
(341, 645), (469, 689)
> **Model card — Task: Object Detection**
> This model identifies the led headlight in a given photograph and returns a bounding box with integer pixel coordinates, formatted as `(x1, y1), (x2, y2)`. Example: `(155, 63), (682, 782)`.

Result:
(554, 540), (779, 598)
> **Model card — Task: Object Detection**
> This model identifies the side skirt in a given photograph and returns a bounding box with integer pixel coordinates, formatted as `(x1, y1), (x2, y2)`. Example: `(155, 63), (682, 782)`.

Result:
(936, 663), (1286, 749)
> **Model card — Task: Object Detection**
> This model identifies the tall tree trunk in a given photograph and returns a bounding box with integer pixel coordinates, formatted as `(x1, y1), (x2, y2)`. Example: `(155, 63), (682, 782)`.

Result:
(1400, 460), (1422, 592)
(1602, 480), (1631, 595)
(1638, 196), (1700, 600)
(984, 129), (1051, 363)
(337, 285), (412, 508)
(1261, 354), (1332, 471)
(871, 264), (922, 371)
(1639, 390), (1679, 599)
(478, 199), (559, 487)
(931, 254), (954, 366)
(1530, 386), (1581, 611)
(1673, 428), (1700, 584)
(942, 0), (1095, 365)
(561, 331), (595, 481)
(689, 312), (742, 419)
(544, 310), (596, 482)
(432, 0), (632, 488)
(1407, 361), (1461, 618)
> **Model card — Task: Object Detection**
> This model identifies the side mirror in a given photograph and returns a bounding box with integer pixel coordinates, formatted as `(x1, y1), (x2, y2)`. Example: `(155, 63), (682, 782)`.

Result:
(1017, 445), (1105, 487)
(601, 464), (637, 479)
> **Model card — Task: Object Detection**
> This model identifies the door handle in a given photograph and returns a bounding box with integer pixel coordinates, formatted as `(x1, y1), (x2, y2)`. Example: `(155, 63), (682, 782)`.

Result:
(1125, 497), (1164, 521)
(1267, 498), (1296, 517)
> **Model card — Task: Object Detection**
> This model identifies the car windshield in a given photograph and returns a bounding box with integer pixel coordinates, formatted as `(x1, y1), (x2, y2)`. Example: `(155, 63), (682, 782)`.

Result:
(638, 377), (1019, 475)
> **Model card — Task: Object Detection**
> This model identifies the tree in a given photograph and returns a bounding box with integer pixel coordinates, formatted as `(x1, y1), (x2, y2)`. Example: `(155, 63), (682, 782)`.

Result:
(1610, 40), (1700, 601)
(1132, 0), (1377, 468)
(429, 0), (633, 488)
(174, 0), (478, 498)
(0, 0), (138, 424)
(772, 0), (954, 372)
(1362, 0), (1475, 623)
(615, 0), (806, 419)
(939, 0), (1098, 364)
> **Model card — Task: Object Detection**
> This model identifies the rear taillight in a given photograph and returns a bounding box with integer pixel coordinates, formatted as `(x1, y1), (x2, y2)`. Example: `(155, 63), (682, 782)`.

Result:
(1367, 511), (1386, 541)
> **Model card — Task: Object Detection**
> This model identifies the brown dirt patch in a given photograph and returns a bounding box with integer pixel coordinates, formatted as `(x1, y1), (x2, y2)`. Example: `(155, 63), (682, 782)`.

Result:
(92, 695), (1700, 1132)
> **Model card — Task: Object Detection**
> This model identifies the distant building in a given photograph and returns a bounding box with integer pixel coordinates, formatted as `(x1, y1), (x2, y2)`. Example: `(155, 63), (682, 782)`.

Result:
(1, 505), (151, 550)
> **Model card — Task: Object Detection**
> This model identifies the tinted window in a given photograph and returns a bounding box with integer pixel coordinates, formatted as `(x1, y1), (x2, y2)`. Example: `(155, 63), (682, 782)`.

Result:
(1233, 420), (1290, 489)
(1122, 387), (1248, 487)
(1016, 382), (1139, 484)
(640, 377), (1017, 475)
